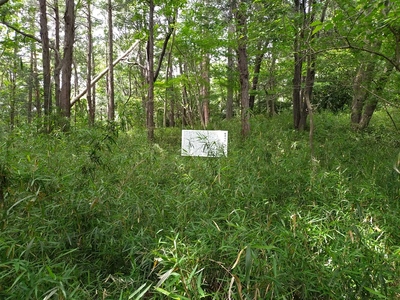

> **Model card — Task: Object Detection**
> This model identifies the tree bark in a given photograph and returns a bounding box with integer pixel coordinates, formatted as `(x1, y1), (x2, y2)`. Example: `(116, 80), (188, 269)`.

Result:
(28, 46), (34, 123)
(146, 0), (155, 141)
(249, 41), (264, 110)
(266, 53), (277, 116)
(59, 0), (75, 128)
(107, 0), (115, 122)
(87, 1), (95, 126)
(235, 0), (250, 137)
(53, 0), (61, 109)
(165, 32), (175, 127)
(226, 1), (235, 120)
(38, 0), (51, 119)
(351, 61), (375, 128)
(359, 61), (393, 129)
(200, 55), (210, 128)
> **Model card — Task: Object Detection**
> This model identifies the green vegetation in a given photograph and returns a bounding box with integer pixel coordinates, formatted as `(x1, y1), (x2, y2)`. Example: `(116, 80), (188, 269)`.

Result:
(1, 111), (399, 299)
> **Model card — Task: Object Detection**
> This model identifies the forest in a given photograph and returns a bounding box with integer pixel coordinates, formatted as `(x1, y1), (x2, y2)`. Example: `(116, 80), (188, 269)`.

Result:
(1, 0), (400, 299)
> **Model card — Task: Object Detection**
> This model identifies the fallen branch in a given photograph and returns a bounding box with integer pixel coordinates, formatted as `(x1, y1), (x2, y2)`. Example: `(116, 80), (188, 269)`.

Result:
(70, 40), (141, 106)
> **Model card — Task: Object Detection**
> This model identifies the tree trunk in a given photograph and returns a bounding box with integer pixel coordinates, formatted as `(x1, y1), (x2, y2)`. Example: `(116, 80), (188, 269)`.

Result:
(146, 0), (155, 141)
(358, 61), (393, 129)
(53, 0), (61, 109)
(87, 1), (95, 126)
(226, 48), (235, 119)
(249, 41), (264, 110)
(166, 37), (175, 127)
(266, 54), (277, 117)
(38, 0), (51, 119)
(236, 0), (250, 137)
(10, 40), (17, 129)
(107, 0), (115, 122)
(33, 47), (41, 120)
(292, 50), (303, 129)
(28, 46), (33, 123)
(200, 55), (210, 128)
(304, 53), (316, 157)
(226, 2), (235, 120)
(292, 0), (303, 129)
(59, 0), (75, 129)
(351, 61), (375, 127)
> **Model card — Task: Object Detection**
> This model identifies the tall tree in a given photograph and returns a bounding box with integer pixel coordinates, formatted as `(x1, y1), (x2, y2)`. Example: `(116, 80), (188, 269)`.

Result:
(249, 40), (265, 110)
(38, 0), (52, 120)
(225, 1), (235, 120)
(235, 0), (250, 137)
(86, 0), (95, 126)
(107, 0), (115, 122)
(146, 0), (155, 141)
(59, 0), (75, 128)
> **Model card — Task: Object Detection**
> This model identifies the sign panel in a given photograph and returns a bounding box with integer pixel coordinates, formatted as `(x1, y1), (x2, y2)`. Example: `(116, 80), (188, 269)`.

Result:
(181, 130), (228, 157)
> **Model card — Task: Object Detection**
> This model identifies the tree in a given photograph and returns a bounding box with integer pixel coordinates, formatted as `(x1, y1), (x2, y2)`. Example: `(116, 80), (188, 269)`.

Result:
(225, 1), (235, 120)
(317, 0), (400, 129)
(107, 0), (115, 122)
(235, 0), (250, 137)
(86, 0), (95, 126)
(38, 0), (52, 121)
(146, 0), (155, 141)
(59, 0), (75, 129)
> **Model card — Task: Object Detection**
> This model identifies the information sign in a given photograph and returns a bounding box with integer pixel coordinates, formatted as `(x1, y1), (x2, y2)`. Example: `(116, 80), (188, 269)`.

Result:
(181, 130), (228, 157)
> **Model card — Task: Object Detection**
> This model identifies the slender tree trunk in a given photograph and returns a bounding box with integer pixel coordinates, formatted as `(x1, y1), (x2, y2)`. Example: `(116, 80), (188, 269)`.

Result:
(359, 61), (393, 129)
(60, 0), (75, 129)
(292, 0), (303, 129)
(146, 0), (155, 141)
(351, 61), (375, 128)
(28, 47), (34, 123)
(235, 0), (250, 137)
(107, 0), (115, 122)
(226, 50), (235, 119)
(200, 55), (210, 128)
(53, 0), (61, 109)
(33, 48), (41, 120)
(226, 1), (235, 120)
(10, 42), (17, 129)
(166, 37), (175, 127)
(87, 1), (95, 126)
(39, 0), (51, 119)
(292, 49), (303, 129)
(249, 41), (264, 110)
(266, 54), (277, 117)
(304, 53), (316, 158)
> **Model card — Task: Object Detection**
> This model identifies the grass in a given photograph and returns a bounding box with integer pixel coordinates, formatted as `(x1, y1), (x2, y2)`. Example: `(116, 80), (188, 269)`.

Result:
(0, 110), (399, 299)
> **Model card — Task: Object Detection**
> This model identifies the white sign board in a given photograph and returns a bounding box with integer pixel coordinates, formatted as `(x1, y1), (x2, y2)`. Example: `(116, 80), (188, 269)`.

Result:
(181, 130), (228, 157)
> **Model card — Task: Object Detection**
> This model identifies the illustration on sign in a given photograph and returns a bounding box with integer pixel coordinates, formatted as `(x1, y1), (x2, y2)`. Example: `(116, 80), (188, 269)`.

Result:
(181, 130), (228, 157)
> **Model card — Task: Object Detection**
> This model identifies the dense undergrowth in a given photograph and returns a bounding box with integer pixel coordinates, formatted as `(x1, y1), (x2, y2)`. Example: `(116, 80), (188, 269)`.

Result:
(0, 111), (400, 299)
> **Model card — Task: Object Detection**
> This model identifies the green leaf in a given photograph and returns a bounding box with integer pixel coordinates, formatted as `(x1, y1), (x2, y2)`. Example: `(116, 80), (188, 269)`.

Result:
(312, 24), (324, 35)
(128, 283), (152, 300)
(154, 287), (190, 300)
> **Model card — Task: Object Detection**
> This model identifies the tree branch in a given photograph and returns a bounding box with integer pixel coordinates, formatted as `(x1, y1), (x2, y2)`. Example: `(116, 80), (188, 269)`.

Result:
(70, 40), (141, 106)
(153, 16), (176, 82)
(311, 42), (400, 73)
(1, 20), (42, 43)
(0, 0), (9, 6)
